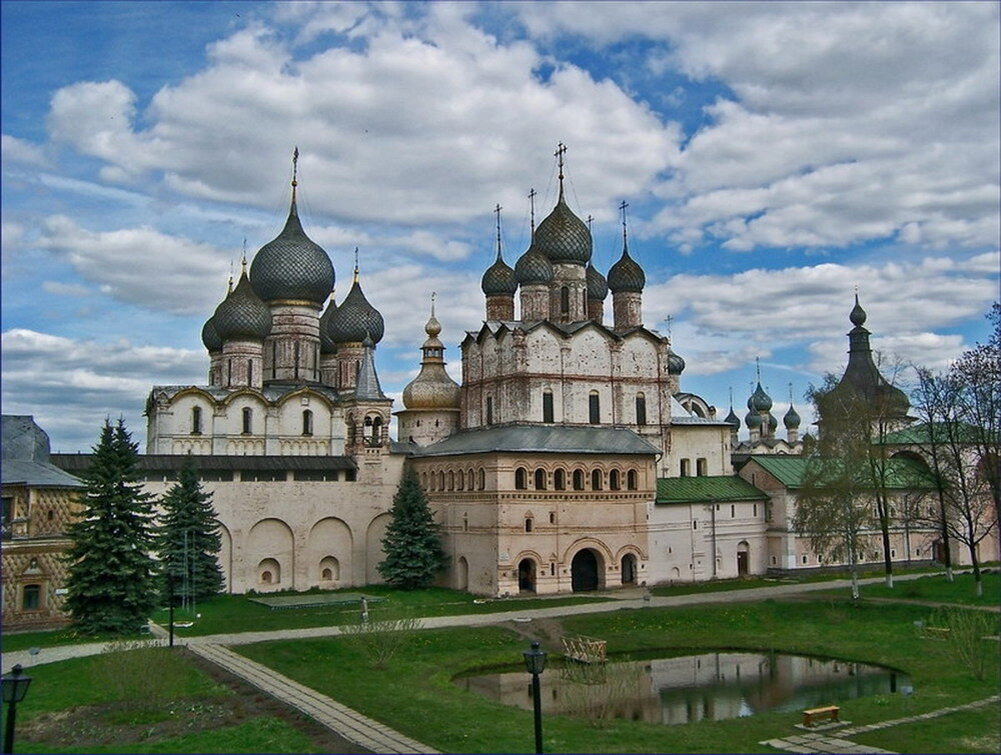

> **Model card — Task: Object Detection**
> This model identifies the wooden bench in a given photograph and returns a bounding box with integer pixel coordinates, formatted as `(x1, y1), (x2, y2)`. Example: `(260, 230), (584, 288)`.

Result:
(924, 626), (950, 639)
(802, 705), (840, 727)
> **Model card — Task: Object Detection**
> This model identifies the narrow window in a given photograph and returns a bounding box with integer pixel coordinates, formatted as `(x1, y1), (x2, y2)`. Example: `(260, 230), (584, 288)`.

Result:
(627, 470), (638, 490)
(22, 583), (41, 611)
(191, 406), (202, 435)
(554, 469), (566, 491)
(294, 341), (300, 379)
(242, 407), (253, 434)
(525, 518), (533, 533)
(478, 468), (486, 490)
(591, 469), (602, 490)
(753, 503), (758, 517)
(609, 469), (621, 490)
(228, 358), (233, 385)
(542, 391), (554, 423)
(515, 468), (527, 490)
(549, 512), (555, 524)
(272, 341), (277, 378)
(534, 468), (546, 490)
(589, 391), (600, 424)
(247, 359), (253, 384)
(302, 409), (313, 436)
(572, 469), (584, 491)
(680, 459), (691, 477)
(635, 393), (647, 426)
(371, 416), (382, 445)
(560, 286), (570, 315)
(693, 520), (698, 530)
(486, 396), (494, 425)
(731, 504), (736, 518)
(696, 458), (707, 476)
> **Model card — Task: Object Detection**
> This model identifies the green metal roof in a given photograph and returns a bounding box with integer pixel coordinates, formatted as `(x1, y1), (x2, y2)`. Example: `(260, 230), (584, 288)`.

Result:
(656, 475), (768, 504)
(880, 421), (983, 445)
(745, 455), (935, 490)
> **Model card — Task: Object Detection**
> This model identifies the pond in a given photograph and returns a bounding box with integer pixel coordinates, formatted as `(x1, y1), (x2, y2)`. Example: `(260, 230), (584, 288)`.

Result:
(456, 651), (912, 725)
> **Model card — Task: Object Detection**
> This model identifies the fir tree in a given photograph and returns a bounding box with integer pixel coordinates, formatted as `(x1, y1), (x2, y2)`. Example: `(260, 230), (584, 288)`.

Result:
(158, 459), (224, 605)
(378, 467), (445, 589)
(63, 419), (158, 634)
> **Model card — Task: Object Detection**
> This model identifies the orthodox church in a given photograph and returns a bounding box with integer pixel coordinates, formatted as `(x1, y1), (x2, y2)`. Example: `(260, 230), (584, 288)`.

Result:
(30, 147), (986, 614)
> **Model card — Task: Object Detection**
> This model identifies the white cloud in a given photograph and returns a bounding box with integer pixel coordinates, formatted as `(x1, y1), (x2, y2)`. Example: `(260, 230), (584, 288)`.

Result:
(36, 216), (230, 315)
(1, 134), (48, 167)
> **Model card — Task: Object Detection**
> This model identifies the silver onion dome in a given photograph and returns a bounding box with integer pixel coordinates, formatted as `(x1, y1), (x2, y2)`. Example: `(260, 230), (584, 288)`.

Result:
(212, 272), (272, 341)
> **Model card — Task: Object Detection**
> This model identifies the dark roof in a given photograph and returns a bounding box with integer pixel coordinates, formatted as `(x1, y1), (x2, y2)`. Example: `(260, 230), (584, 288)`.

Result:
(412, 425), (659, 458)
(2, 459), (83, 488)
(656, 476), (767, 504)
(744, 455), (934, 490)
(52, 454), (356, 473)
(880, 421), (983, 445)
(2, 415), (83, 488)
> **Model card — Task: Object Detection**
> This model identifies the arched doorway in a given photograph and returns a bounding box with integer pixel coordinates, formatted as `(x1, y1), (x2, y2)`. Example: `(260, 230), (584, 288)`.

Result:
(737, 541), (750, 577)
(457, 556), (469, 591)
(518, 559), (536, 593)
(571, 549), (601, 592)
(621, 553), (637, 585)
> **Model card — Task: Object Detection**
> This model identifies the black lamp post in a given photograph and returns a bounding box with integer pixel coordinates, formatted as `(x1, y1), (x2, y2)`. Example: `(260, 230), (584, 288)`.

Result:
(522, 641), (547, 754)
(167, 571), (175, 648)
(2, 664), (32, 755)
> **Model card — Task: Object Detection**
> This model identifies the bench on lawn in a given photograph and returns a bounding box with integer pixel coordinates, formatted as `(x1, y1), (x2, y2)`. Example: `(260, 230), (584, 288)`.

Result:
(924, 626), (950, 639)
(802, 705), (840, 727)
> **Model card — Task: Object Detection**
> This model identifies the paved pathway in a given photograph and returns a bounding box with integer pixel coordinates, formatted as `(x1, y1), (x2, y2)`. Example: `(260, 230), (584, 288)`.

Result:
(189, 643), (438, 755)
(760, 694), (1000, 754)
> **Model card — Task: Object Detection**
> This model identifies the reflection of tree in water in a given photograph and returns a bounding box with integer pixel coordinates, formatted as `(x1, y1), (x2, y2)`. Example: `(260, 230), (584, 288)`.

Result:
(559, 661), (649, 726)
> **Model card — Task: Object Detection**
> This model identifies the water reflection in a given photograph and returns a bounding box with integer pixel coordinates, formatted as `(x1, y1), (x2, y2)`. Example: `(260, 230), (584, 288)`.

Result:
(456, 652), (912, 725)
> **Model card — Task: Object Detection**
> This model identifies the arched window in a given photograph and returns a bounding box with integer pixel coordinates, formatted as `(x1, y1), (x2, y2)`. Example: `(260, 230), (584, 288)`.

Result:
(554, 468), (566, 491)
(228, 358), (233, 385)
(589, 391), (600, 424)
(635, 393), (647, 425)
(534, 468), (546, 490)
(525, 517), (534, 533)
(680, 458), (691, 477)
(457, 470), (465, 491)
(542, 390), (554, 423)
(191, 406), (202, 435)
(609, 469), (621, 491)
(22, 584), (41, 611)
(247, 359), (253, 385)
(560, 286), (570, 316)
(515, 468), (527, 490)
(572, 469), (585, 491)
(627, 469), (638, 490)
(591, 469), (603, 490)
(478, 468), (486, 490)
(370, 416), (383, 445)
(294, 341), (300, 380)
(242, 407), (253, 434)
(696, 458), (707, 476)
(302, 409), (313, 436)
(448, 470), (455, 491)
(438, 470), (445, 490)
(486, 396), (494, 425)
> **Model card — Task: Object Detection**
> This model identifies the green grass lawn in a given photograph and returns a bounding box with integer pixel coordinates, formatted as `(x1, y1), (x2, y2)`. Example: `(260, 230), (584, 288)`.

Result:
(1, 627), (151, 653)
(823, 570), (1000, 606)
(1, 646), (324, 754)
(236, 599), (1000, 753)
(149, 585), (611, 637)
(851, 704), (1000, 754)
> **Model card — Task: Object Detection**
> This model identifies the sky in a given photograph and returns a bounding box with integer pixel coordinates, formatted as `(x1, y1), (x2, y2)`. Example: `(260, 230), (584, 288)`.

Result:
(2, 0), (998, 453)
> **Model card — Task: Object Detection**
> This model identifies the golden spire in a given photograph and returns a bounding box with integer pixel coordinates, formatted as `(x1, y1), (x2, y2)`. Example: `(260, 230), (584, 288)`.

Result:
(555, 142), (567, 199)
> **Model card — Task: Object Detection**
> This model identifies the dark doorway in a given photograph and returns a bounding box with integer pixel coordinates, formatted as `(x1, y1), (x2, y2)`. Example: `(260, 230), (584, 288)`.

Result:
(621, 553), (637, 584)
(518, 559), (536, 593)
(571, 549), (600, 592)
(737, 542), (750, 577)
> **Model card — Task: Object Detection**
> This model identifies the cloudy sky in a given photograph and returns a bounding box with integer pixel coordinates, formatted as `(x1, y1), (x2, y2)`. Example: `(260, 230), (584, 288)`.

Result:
(2, 0), (998, 453)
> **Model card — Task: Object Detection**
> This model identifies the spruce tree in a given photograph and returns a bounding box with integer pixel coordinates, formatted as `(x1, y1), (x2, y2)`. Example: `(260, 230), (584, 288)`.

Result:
(158, 459), (224, 605)
(378, 467), (446, 589)
(64, 419), (158, 634)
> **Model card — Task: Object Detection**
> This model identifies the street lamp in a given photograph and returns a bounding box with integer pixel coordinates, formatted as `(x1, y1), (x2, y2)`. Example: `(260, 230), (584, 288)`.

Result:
(2, 664), (32, 755)
(522, 641), (547, 754)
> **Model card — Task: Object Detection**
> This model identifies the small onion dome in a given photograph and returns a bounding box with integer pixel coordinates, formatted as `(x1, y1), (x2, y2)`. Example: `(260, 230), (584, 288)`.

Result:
(481, 252), (517, 296)
(250, 199), (334, 305)
(514, 244), (554, 285)
(767, 412), (778, 432)
(745, 410), (762, 429)
(201, 316), (223, 352)
(586, 263), (608, 301)
(212, 272), (272, 341)
(724, 406), (741, 430)
(533, 196), (592, 264)
(402, 311), (460, 409)
(784, 403), (801, 430)
(607, 242), (645, 293)
(327, 279), (385, 344)
(667, 348), (686, 375)
(749, 382), (772, 411)
(319, 298), (337, 354)
(850, 294), (867, 327)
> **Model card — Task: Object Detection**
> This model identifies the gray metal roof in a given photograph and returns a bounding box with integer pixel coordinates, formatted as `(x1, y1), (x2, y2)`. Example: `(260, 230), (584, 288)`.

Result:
(1, 415), (83, 488)
(2, 459), (83, 488)
(412, 424), (659, 458)
(52, 454), (356, 473)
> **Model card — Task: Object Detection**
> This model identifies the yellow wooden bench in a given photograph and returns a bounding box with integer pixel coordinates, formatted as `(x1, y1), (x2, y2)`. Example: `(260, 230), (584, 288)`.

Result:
(802, 705), (840, 727)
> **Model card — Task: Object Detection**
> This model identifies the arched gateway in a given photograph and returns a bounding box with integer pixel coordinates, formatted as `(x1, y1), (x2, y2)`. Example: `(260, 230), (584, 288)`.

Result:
(571, 549), (601, 592)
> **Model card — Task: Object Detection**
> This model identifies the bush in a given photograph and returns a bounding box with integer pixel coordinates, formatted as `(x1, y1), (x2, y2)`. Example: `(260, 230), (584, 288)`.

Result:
(339, 609), (422, 670)
(932, 608), (997, 681)
(95, 641), (194, 712)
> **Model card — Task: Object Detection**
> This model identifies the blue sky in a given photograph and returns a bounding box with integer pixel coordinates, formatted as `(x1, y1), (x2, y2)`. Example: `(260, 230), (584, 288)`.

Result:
(2, 1), (998, 452)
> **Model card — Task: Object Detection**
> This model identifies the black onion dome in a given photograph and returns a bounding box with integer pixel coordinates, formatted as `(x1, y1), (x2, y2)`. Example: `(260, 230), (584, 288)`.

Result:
(481, 252), (517, 296)
(724, 406), (740, 429)
(201, 316), (223, 352)
(319, 299), (337, 354)
(249, 200), (334, 305)
(850, 295), (867, 327)
(750, 382), (772, 411)
(607, 242), (645, 293)
(667, 349), (686, 375)
(745, 410), (763, 429)
(327, 280), (385, 344)
(767, 412), (778, 432)
(515, 244), (554, 285)
(534, 196), (592, 264)
(784, 404), (801, 430)
(586, 263), (608, 301)
(213, 273), (272, 341)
